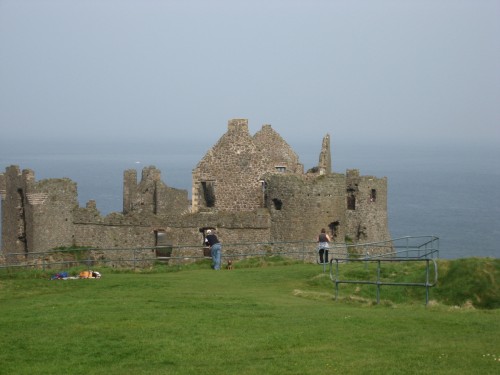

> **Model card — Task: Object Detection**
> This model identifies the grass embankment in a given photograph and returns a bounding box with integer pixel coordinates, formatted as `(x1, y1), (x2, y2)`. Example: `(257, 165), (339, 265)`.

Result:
(0, 257), (498, 375)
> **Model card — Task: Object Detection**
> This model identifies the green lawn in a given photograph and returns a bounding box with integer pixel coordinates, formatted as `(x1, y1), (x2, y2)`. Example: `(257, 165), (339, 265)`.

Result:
(0, 260), (498, 374)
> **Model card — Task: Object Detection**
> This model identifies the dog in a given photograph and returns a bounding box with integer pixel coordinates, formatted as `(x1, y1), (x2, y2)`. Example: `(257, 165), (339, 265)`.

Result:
(226, 259), (233, 270)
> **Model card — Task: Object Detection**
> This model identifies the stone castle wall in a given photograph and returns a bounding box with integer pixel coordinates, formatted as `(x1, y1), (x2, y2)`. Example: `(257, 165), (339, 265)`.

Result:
(1, 166), (26, 254)
(1, 118), (391, 260)
(345, 169), (389, 244)
(192, 119), (304, 213)
(0, 166), (77, 254)
(192, 119), (269, 212)
(264, 173), (347, 243)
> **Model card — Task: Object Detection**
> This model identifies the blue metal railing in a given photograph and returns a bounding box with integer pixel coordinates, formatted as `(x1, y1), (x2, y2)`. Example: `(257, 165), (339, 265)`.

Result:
(329, 256), (439, 306)
(0, 240), (318, 271)
(0, 236), (439, 272)
(316, 236), (439, 273)
(322, 236), (439, 305)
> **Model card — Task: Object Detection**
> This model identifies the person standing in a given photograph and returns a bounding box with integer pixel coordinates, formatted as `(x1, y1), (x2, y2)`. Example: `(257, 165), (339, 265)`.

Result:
(205, 229), (222, 270)
(317, 228), (331, 264)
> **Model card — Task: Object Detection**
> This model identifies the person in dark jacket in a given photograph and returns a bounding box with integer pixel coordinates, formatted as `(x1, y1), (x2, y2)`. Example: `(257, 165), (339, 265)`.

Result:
(205, 229), (222, 270)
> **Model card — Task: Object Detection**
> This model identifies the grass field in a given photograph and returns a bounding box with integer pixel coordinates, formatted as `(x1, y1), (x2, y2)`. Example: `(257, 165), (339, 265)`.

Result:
(0, 257), (498, 374)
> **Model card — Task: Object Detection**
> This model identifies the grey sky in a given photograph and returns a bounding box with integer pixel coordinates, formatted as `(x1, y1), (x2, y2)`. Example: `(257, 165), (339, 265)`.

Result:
(0, 0), (499, 150)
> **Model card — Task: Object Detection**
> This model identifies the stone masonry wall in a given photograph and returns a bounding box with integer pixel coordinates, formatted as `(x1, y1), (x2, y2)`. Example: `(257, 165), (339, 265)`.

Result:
(27, 176), (78, 251)
(192, 120), (306, 213)
(123, 166), (189, 217)
(192, 119), (272, 212)
(155, 184), (190, 217)
(0, 166), (77, 254)
(252, 124), (304, 174)
(1, 166), (26, 254)
(345, 169), (390, 245)
(264, 173), (347, 243)
(72, 203), (271, 250)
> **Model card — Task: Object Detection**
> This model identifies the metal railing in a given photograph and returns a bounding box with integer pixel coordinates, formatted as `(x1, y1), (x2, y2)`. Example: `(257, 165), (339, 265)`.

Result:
(332, 235), (439, 259)
(0, 240), (321, 271)
(1, 236), (440, 306)
(0, 235), (439, 274)
(329, 256), (439, 305)
(316, 236), (439, 272)
(322, 236), (439, 305)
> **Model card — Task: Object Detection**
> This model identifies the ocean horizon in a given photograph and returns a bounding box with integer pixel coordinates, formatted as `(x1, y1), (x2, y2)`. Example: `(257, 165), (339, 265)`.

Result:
(1, 140), (499, 259)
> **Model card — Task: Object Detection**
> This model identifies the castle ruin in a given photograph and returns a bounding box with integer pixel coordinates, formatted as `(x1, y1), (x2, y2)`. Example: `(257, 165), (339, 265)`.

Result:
(0, 119), (390, 258)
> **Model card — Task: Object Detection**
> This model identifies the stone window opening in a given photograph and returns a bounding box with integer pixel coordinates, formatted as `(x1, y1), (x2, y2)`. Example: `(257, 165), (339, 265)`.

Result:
(347, 187), (356, 210)
(17, 188), (28, 255)
(275, 166), (286, 173)
(259, 180), (267, 208)
(272, 198), (283, 210)
(329, 221), (340, 239)
(200, 181), (216, 208)
(154, 230), (172, 258)
(370, 189), (377, 202)
(347, 195), (356, 210)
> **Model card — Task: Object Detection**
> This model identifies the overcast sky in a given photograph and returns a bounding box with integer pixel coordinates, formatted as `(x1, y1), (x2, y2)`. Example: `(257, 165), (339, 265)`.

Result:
(0, 0), (499, 152)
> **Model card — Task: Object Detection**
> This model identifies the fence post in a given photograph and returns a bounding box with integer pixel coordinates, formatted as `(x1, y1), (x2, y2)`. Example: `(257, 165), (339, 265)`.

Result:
(376, 260), (381, 304)
(335, 260), (339, 301)
(425, 259), (430, 306)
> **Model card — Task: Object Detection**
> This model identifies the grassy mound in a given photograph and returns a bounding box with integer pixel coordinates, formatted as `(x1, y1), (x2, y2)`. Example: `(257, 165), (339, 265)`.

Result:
(308, 257), (499, 309)
(435, 257), (499, 309)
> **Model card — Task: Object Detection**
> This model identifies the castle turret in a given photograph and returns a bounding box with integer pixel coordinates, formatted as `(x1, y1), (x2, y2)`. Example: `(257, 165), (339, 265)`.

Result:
(1, 165), (77, 254)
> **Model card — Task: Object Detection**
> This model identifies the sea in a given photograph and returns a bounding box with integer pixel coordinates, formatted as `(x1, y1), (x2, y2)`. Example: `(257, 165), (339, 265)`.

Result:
(1, 140), (499, 260)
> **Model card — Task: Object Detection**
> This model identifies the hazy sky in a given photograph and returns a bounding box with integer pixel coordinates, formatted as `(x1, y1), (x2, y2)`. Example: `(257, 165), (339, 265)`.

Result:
(0, 0), (499, 151)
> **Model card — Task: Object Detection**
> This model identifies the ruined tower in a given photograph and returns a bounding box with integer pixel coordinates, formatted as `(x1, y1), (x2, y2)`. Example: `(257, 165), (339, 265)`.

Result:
(0, 166), (77, 255)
